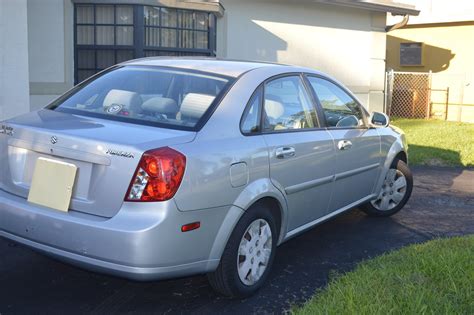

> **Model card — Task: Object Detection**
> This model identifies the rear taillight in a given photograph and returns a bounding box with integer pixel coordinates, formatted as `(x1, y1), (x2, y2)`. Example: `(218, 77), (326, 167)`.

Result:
(125, 147), (186, 202)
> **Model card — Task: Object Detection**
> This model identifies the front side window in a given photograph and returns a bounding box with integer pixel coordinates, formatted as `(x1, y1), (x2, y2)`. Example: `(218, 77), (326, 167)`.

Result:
(307, 77), (366, 128)
(75, 4), (217, 84)
(263, 76), (318, 132)
(51, 66), (231, 130)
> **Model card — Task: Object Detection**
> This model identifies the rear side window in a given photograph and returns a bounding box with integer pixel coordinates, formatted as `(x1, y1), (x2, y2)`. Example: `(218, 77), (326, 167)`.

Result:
(307, 77), (366, 128)
(241, 87), (262, 134)
(263, 76), (318, 132)
(50, 66), (231, 130)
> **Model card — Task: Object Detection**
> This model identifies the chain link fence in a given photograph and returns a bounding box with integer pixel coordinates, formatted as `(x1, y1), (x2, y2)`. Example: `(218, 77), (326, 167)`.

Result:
(386, 71), (432, 119)
(386, 71), (474, 123)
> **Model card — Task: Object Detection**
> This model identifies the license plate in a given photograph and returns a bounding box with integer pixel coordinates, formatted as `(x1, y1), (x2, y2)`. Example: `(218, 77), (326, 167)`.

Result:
(27, 157), (77, 212)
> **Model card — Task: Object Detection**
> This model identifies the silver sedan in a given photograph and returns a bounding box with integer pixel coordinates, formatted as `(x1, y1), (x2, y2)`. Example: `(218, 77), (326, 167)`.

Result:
(0, 59), (412, 297)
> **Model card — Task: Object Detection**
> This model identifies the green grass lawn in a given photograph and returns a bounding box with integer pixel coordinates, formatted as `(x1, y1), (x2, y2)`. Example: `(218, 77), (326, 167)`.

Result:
(294, 236), (474, 315)
(391, 118), (474, 167)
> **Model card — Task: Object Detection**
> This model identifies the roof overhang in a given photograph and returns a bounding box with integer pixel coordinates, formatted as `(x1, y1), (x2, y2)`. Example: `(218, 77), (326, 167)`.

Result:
(310, 0), (419, 16)
(71, 0), (225, 17)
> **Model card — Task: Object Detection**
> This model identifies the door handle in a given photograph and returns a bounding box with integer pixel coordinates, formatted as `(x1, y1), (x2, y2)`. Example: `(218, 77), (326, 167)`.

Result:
(338, 140), (353, 151)
(275, 147), (296, 159)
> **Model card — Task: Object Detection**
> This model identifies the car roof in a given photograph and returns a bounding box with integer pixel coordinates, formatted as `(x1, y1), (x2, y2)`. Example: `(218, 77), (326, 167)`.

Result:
(122, 57), (294, 78)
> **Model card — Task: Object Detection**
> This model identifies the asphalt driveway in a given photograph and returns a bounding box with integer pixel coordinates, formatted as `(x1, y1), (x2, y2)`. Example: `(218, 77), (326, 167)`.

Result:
(0, 166), (473, 314)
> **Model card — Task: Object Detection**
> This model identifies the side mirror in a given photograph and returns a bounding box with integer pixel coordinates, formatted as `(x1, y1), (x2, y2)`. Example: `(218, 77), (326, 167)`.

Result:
(370, 112), (390, 127)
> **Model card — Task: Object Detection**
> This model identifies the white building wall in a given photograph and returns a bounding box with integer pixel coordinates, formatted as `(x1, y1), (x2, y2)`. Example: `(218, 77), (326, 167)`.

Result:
(217, 0), (387, 111)
(28, 0), (73, 111)
(388, 0), (474, 25)
(28, 0), (65, 83)
(0, 0), (30, 121)
(13, 0), (389, 116)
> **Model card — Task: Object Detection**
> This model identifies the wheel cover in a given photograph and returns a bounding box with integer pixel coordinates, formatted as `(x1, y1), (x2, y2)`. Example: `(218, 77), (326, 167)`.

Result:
(237, 219), (273, 286)
(371, 168), (407, 211)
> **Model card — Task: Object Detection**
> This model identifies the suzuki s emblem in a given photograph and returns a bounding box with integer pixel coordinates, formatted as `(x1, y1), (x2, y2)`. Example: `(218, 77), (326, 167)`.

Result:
(0, 125), (14, 136)
(51, 136), (58, 144)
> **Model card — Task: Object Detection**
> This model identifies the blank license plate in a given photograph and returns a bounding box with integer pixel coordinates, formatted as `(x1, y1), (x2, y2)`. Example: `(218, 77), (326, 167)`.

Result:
(27, 157), (77, 212)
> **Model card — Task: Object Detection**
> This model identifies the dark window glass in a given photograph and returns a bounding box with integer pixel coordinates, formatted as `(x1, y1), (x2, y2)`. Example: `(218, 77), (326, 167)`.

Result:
(77, 5), (94, 24)
(53, 66), (230, 129)
(143, 6), (211, 52)
(77, 26), (94, 45)
(241, 88), (262, 134)
(96, 5), (114, 24)
(161, 8), (178, 27)
(263, 76), (318, 132)
(195, 12), (208, 30)
(116, 50), (134, 63)
(116, 6), (133, 25)
(96, 50), (115, 69)
(307, 77), (366, 128)
(75, 4), (216, 84)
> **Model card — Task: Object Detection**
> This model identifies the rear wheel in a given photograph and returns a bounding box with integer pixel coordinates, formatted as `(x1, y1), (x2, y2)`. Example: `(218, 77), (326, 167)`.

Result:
(361, 159), (413, 217)
(207, 204), (277, 298)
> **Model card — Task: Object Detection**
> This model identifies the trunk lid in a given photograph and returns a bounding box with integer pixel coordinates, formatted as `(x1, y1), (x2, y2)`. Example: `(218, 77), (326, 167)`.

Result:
(0, 110), (195, 217)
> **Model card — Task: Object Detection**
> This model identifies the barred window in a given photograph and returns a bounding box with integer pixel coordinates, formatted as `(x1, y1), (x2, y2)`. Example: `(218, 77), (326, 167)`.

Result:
(143, 6), (214, 57)
(75, 4), (217, 84)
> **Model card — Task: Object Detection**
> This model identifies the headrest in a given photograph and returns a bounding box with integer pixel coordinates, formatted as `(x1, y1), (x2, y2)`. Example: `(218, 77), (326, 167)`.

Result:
(180, 93), (215, 119)
(142, 97), (178, 115)
(103, 89), (142, 114)
(264, 98), (284, 119)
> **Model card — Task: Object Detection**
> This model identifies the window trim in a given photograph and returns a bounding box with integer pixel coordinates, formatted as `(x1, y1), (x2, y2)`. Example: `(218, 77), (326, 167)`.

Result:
(240, 72), (327, 137)
(74, 3), (217, 84)
(47, 65), (237, 132)
(304, 73), (370, 130)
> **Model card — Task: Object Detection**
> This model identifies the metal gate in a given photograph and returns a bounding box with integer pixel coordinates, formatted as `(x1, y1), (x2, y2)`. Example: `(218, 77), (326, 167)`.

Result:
(386, 70), (432, 119)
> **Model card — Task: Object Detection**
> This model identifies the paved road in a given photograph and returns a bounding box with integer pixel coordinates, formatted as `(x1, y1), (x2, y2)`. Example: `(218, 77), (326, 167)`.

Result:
(0, 167), (473, 314)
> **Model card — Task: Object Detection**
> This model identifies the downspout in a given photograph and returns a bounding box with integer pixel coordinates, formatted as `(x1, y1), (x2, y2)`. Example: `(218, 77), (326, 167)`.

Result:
(386, 15), (409, 32)
(384, 14), (409, 113)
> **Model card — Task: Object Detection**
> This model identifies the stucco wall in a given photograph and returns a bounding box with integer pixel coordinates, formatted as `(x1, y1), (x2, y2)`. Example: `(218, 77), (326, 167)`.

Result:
(0, 0), (30, 121)
(28, 0), (74, 110)
(387, 23), (474, 121)
(21, 0), (389, 113)
(217, 0), (388, 112)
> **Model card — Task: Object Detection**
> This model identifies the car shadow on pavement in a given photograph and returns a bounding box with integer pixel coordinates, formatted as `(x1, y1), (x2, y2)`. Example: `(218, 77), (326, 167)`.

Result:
(407, 144), (465, 167)
(0, 167), (473, 314)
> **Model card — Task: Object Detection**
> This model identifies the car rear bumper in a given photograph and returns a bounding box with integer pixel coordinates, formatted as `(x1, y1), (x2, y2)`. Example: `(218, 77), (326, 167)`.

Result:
(0, 189), (238, 281)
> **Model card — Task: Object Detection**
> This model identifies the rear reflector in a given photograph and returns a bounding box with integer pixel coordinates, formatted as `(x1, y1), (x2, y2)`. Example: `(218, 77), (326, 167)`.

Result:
(181, 222), (200, 232)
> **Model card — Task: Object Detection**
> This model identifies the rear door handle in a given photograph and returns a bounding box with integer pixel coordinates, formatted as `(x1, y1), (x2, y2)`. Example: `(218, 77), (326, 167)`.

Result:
(275, 147), (296, 159)
(338, 140), (353, 151)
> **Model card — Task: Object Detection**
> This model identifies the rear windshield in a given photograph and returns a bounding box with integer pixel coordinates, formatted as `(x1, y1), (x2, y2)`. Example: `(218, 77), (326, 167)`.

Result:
(50, 66), (232, 130)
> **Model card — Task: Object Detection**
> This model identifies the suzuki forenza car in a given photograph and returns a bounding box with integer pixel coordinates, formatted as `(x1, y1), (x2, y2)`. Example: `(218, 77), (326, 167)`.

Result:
(0, 59), (413, 297)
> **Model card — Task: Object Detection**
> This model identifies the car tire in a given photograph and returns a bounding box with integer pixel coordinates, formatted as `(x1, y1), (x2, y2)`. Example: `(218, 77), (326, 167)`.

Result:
(207, 203), (278, 298)
(361, 159), (413, 217)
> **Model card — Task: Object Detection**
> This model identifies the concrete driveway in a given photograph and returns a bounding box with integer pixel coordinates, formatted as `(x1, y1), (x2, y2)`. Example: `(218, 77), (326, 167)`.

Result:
(0, 166), (473, 314)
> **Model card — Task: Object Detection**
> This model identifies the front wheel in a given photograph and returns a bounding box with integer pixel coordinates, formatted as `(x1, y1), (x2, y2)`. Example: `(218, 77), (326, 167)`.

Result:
(361, 159), (413, 217)
(207, 204), (277, 298)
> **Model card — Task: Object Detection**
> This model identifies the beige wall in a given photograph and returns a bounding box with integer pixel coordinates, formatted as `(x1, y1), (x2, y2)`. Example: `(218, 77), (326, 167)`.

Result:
(218, 0), (388, 112)
(387, 23), (474, 122)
